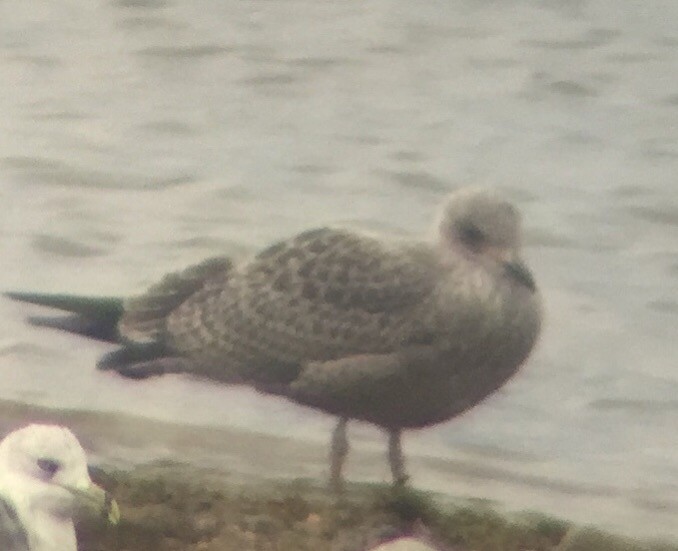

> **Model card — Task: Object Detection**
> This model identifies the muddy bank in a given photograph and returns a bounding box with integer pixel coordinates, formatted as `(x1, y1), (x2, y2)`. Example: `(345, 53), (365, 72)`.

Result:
(2, 400), (676, 550)
(78, 462), (676, 551)
(79, 461), (564, 551)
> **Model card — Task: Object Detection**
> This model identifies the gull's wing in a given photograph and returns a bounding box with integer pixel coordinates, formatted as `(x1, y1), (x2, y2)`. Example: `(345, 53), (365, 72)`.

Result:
(94, 256), (233, 377)
(165, 228), (442, 383)
(0, 495), (30, 551)
(285, 344), (460, 427)
(5, 254), (234, 346)
(119, 256), (233, 342)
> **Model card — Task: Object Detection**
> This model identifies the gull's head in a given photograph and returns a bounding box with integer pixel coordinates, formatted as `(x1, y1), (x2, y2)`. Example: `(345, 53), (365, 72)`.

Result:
(438, 187), (536, 291)
(0, 424), (119, 528)
(0, 424), (89, 517)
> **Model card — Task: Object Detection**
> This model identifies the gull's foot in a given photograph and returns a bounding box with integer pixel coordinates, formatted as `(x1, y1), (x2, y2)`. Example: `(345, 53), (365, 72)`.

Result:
(329, 417), (349, 495)
(98, 357), (192, 380)
(393, 474), (410, 487)
(328, 475), (345, 495)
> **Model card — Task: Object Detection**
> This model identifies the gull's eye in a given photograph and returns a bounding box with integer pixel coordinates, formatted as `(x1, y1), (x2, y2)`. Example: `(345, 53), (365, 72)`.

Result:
(37, 458), (61, 477)
(458, 223), (485, 249)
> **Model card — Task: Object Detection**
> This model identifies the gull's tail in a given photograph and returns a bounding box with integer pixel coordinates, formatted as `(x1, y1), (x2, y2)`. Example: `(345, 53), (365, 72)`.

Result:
(5, 255), (234, 380)
(4, 292), (124, 343)
(5, 291), (196, 379)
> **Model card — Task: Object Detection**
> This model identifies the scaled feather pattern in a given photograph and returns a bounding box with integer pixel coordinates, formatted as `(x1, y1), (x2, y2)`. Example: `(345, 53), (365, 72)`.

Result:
(7, 188), (542, 489)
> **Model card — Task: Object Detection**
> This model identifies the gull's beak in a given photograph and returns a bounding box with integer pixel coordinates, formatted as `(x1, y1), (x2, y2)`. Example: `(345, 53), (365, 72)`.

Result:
(485, 247), (537, 292)
(493, 249), (536, 292)
(503, 257), (536, 292)
(69, 482), (120, 525)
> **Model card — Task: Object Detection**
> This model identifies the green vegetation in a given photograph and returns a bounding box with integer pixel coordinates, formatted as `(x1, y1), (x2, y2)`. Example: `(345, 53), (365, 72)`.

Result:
(77, 462), (677, 551)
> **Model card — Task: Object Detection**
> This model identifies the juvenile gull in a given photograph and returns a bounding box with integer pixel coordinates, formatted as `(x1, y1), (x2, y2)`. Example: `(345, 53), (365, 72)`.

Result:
(6, 187), (542, 490)
(0, 424), (119, 551)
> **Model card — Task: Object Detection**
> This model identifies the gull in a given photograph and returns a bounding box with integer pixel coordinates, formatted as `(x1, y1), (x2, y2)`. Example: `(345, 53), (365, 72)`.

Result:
(0, 424), (119, 551)
(6, 187), (542, 491)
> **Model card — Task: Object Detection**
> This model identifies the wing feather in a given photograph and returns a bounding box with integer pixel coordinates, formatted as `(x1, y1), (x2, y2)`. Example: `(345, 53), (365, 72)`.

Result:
(120, 256), (233, 342)
(251, 228), (435, 313)
(166, 228), (442, 381)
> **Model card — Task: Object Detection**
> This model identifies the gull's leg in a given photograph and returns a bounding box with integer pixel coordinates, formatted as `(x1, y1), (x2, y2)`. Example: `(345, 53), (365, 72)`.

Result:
(388, 428), (408, 486)
(329, 417), (349, 493)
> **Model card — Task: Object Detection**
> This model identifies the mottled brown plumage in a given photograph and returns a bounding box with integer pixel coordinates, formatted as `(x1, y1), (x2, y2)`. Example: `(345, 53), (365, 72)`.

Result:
(116, 187), (542, 489)
(7, 187), (542, 490)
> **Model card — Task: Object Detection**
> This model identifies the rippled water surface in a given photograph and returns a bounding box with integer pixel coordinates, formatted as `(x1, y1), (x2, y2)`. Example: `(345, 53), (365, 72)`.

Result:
(1, 0), (677, 540)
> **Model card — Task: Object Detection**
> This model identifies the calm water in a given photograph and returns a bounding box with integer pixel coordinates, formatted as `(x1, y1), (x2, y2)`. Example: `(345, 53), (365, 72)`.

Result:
(1, 0), (677, 540)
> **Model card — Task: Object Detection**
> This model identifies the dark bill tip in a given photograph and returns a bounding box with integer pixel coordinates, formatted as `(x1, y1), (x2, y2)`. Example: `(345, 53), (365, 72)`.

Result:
(504, 260), (536, 292)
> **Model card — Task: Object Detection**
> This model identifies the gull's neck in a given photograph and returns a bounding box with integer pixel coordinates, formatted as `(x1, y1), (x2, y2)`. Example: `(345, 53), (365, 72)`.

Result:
(25, 508), (77, 551)
(1, 475), (77, 551)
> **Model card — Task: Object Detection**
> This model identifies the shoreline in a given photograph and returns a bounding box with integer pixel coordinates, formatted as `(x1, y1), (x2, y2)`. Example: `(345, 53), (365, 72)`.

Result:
(1, 399), (676, 550)
(78, 461), (676, 551)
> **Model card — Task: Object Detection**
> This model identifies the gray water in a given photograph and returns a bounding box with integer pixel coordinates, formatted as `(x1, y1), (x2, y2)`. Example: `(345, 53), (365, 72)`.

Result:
(0, 0), (677, 540)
